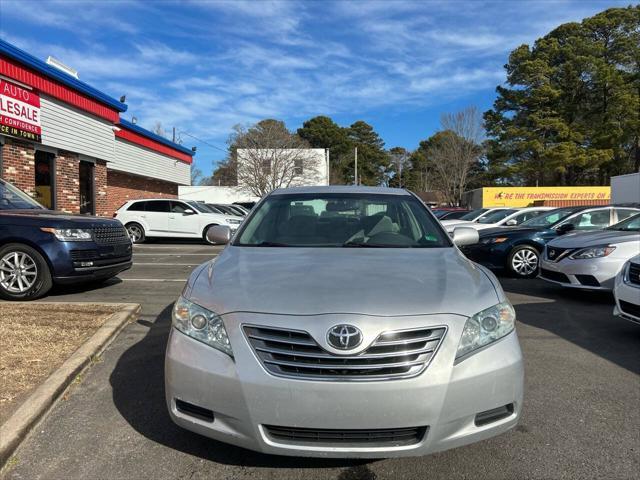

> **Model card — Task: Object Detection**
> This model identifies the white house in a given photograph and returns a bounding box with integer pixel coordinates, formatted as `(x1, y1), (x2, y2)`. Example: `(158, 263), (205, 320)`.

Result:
(236, 148), (330, 189)
(180, 148), (330, 204)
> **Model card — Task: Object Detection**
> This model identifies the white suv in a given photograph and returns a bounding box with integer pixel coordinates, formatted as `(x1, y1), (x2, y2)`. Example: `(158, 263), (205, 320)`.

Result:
(115, 199), (243, 244)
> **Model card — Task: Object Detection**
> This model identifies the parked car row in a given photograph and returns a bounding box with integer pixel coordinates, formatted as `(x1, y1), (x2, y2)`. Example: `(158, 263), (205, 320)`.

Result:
(114, 199), (244, 244)
(446, 204), (640, 326)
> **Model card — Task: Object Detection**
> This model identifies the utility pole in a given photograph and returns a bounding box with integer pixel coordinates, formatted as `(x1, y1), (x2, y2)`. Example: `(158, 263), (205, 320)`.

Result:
(172, 126), (176, 143)
(354, 146), (358, 186)
(326, 148), (330, 185)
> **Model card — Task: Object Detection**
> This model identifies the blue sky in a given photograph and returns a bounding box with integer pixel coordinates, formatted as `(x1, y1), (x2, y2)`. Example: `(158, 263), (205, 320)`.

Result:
(0, 0), (629, 176)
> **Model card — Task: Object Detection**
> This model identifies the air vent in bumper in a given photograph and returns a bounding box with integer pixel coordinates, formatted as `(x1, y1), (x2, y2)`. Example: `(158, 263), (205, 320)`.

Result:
(540, 268), (570, 283)
(619, 300), (640, 318)
(243, 325), (446, 381)
(263, 425), (427, 447)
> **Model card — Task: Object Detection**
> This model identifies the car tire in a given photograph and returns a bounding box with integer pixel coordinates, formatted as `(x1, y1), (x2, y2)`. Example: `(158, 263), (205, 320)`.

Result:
(0, 243), (53, 301)
(125, 222), (145, 244)
(203, 224), (218, 245)
(507, 245), (540, 278)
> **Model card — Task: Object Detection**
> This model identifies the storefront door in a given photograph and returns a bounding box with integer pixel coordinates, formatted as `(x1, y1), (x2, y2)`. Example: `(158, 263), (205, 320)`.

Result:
(79, 161), (94, 215)
(34, 151), (55, 209)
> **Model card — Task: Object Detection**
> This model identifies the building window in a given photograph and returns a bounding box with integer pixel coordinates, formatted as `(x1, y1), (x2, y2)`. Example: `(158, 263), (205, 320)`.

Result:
(35, 151), (55, 209)
(262, 158), (271, 174)
(79, 161), (95, 215)
(294, 158), (303, 176)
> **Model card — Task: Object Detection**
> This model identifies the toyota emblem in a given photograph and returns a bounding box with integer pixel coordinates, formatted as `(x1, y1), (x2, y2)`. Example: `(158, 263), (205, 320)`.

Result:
(327, 324), (362, 350)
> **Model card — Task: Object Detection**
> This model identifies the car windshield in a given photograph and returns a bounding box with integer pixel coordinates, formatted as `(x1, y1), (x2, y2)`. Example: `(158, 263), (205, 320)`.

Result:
(607, 213), (640, 231)
(0, 179), (45, 210)
(235, 192), (451, 248)
(477, 209), (517, 224)
(187, 201), (211, 213)
(458, 208), (487, 221)
(520, 208), (576, 227)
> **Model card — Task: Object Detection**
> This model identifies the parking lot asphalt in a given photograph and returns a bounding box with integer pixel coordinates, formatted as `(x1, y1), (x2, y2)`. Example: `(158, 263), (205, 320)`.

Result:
(2, 242), (639, 480)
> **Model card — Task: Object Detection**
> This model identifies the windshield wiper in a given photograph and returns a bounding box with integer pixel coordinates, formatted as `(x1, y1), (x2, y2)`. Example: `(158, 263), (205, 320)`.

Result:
(342, 240), (398, 248)
(252, 241), (292, 247)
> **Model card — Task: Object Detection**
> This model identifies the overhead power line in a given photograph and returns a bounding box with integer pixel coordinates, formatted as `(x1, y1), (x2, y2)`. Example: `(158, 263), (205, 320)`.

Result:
(178, 130), (228, 153)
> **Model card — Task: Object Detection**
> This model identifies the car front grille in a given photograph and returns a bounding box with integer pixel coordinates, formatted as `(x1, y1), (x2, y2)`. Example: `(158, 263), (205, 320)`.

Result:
(619, 300), (640, 318)
(263, 425), (427, 447)
(92, 226), (130, 245)
(540, 268), (570, 283)
(243, 325), (446, 381)
(628, 263), (640, 286)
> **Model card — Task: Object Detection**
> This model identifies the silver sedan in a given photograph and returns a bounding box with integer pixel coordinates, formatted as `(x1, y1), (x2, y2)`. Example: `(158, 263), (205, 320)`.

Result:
(165, 186), (523, 458)
(539, 213), (640, 290)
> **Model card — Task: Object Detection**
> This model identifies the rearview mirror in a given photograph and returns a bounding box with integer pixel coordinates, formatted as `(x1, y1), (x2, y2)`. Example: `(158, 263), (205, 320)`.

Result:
(556, 223), (575, 234)
(505, 219), (518, 226)
(183, 209), (196, 215)
(206, 225), (231, 245)
(452, 226), (479, 247)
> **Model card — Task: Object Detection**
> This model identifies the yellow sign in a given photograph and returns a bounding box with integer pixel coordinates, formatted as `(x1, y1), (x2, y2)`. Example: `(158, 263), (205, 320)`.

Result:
(482, 186), (610, 207)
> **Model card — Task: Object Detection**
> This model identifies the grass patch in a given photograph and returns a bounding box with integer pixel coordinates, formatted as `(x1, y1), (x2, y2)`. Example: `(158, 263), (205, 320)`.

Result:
(0, 303), (119, 425)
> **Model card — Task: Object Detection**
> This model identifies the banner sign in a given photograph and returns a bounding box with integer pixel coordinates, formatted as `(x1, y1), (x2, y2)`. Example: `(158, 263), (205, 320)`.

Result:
(482, 186), (610, 207)
(0, 77), (42, 142)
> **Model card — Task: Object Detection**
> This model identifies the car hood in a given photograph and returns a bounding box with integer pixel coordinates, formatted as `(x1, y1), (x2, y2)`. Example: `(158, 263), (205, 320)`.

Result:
(478, 226), (544, 238)
(187, 246), (501, 317)
(547, 229), (640, 248)
(0, 209), (123, 227)
(440, 219), (474, 226)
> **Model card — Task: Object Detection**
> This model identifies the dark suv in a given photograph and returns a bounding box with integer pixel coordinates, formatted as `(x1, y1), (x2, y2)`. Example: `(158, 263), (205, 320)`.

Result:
(0, 179), (132, 300)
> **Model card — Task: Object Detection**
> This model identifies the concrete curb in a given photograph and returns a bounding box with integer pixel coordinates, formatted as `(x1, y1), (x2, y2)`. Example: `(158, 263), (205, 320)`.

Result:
(0, 302), (141, 467)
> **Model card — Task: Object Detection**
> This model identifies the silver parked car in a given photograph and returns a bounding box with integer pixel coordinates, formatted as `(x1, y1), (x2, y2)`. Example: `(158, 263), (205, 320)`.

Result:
(165, 186), (523, 458)
(613, 254), (640, 324)
(539, 213), (640, 290)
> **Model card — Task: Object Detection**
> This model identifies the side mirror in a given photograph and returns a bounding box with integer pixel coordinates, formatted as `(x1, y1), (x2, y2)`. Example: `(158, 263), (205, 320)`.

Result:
(183, 209), (196, 215)
(505, 219), (518, 226)
(206, 225), (231, 245)
(556, 223), (575, 235)
(452, 226), (479, 247)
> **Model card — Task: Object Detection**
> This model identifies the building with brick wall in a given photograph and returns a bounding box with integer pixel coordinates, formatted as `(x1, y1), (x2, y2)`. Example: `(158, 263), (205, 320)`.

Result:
(0, 39), (193, 217)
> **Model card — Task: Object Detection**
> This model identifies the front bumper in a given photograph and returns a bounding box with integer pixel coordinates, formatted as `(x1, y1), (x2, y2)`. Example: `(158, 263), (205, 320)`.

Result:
(51, 241), (132, 284)
(539, 256), (623, 291)
(53, 260), (132, 284)
(613, 271), (640, 325)
(165, 312), (524, 458)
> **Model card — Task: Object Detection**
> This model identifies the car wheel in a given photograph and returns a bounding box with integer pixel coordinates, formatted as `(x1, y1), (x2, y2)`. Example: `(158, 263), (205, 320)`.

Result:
(203, 224), (218, 245)
(0, 244), (53, 300)
(508, 245), (540, 278)
(126, 223), (145, 244)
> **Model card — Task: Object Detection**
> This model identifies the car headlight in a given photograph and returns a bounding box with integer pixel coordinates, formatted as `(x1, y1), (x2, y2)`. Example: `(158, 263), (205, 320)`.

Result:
(41, 227), (92, 241)
(456, 301), (516, 359)
(569, 245), (616, 259)
(480, 237), (509, 245)
(172, 296), (233, 357)
(226, 219), (242, 225)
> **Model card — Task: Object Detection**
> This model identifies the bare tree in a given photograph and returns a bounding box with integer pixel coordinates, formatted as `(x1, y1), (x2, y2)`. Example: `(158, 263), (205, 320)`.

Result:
(152, 121), (166, 138)
(229, 120), (322, 197)
(427, 107), (484, 205)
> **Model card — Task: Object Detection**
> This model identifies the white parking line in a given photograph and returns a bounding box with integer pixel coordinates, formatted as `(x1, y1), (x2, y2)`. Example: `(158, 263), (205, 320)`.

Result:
(120, 278), (188, 282)
(132, 245), (220, 249)
(133, 263), (199, 266)
(133, 253), (217, 256)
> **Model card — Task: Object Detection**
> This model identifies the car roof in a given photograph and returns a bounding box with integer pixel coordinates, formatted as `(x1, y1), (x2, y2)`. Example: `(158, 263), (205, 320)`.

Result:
(128, 198), (177, 202)
(270, 186), (411, 196)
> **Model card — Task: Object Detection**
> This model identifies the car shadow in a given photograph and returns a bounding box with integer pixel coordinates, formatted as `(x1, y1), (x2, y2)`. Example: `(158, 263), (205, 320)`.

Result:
(109, 303), (373, 469)
(47, 276), (123, 297)
(499, 275), (640, 374)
